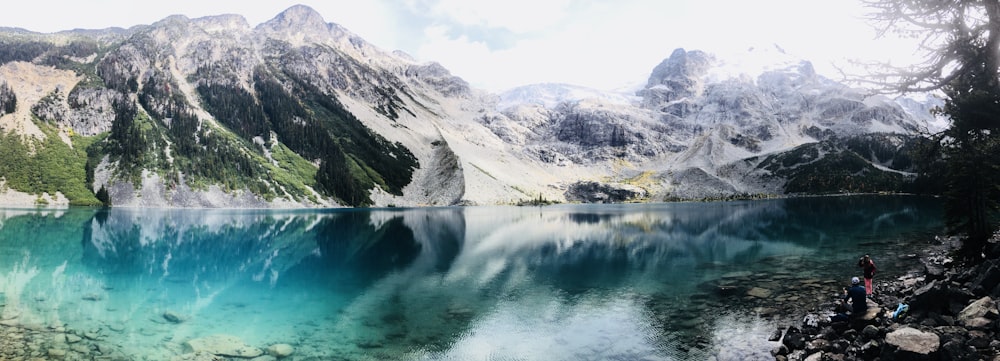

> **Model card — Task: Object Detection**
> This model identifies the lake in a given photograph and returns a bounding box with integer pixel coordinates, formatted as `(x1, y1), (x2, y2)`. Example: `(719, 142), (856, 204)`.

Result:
(0, 195), (943, 360)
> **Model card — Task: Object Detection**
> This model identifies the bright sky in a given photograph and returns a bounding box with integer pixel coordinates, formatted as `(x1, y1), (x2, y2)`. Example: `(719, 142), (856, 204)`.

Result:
(0, 0), (921, 92)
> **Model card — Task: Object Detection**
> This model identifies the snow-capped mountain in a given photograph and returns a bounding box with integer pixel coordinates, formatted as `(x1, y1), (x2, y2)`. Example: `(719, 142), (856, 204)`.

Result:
(0, 6), (938, 208)
(498, 83), (636, 110)
(483, 47), (935, 200)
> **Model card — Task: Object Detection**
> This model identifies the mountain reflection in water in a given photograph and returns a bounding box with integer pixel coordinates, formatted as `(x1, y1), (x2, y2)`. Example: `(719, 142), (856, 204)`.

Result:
(0, 196), (942, 360)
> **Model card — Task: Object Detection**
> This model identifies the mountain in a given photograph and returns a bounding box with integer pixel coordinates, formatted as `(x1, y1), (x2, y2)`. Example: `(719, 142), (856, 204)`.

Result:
(0, 6), (941, 208)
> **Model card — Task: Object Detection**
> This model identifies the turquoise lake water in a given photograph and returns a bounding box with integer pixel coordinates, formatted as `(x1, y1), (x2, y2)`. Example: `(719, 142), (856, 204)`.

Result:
(0, 196), (943, 360)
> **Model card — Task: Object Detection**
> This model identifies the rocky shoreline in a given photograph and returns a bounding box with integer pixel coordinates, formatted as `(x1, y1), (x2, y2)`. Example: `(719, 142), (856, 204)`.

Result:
(770, 235), (1000, 361)
(0, 319), (295, 361)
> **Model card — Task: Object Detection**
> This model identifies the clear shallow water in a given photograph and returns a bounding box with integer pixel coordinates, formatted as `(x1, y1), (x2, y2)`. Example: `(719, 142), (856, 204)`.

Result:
(0, 196), (943, 360)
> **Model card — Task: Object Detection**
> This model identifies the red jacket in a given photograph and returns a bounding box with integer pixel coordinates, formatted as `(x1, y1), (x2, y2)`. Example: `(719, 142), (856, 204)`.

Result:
(859, 258), (876, 279)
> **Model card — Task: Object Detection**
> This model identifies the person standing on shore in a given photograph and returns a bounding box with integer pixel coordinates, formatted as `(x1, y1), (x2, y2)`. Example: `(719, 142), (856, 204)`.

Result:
(858, 254), (876, 296)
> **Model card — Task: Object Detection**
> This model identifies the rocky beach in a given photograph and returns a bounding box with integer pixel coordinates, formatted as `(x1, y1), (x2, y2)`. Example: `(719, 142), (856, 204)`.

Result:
(768, 236), (1000, 361)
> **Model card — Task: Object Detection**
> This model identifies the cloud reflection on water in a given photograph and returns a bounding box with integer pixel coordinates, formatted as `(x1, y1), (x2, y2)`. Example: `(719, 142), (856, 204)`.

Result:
(0, 196), (942, 359)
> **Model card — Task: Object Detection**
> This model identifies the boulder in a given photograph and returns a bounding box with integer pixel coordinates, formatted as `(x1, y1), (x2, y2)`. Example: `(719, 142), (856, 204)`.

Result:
(47, 348), (67, 358)
(267, 344), (294, 358)
(862, 325), (880, 339)
(957, 296), (997, 322)
(65, 334), (82, 343)
(940, 340), (978, 361)
(859, 339), (881, 359)
(858, 299), (880, 322)
(184, 334), (263, 358)
(804, 339), (829, 354)
(924, 263), (947, 280)
(969, 261), (1000, 295)
(804, 351), (823, 361)
(962, 316), (992, 329)
(782, 326), (806, 350)
(768, 327), (783, 342)
(884, 327), (940, 357)
(747, 287), (773, 298)
(909, 280), (950, 314)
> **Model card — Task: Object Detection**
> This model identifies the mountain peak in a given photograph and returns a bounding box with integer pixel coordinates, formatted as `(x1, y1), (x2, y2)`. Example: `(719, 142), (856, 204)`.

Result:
(192, 14), (250, 33)
(645, 48), (714, 89)
(268, 5), (328, 30)
(256, 5), (333, 46)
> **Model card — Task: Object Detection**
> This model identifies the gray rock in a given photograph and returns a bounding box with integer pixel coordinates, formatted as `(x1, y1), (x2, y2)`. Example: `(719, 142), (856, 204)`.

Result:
(47, 348), (67, 358)
(940, 340), (978, 361)
(771, 344), (789, 356)
(184, 334), (262, 358)
(885, 327), (940, 355)
(65, 334), (82, 343)
(782, 327), (806, 350)
(768, 327), (783, 342)
(861, 325), (879, 339)
(962, 316), (992, 329)
(969, 260), (1000, 294)
(859, 339), (881, 359)
(804, 339), (829, 353)
(957, 296), (996, 322)
(267, 343), (294, 358)
(163, 310), (185, 323)
(924, 262), (947, 280)
(747, 287), (773, 299)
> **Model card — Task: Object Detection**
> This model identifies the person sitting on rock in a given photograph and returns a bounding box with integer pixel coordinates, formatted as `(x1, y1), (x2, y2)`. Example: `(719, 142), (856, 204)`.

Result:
(830, 277), (868, 322)
(843, 276), (867, 316)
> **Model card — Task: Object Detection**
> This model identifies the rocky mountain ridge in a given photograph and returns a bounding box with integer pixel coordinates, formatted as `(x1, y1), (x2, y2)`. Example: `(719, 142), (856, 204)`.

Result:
(0, 5), (942, 208)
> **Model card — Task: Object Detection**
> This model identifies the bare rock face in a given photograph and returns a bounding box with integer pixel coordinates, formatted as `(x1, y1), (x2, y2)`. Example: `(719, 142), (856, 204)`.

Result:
(639, 48), (714, 108)
(406, 62), (470, 97)
(184, 334), (262, 358)
(564, 181), (646, 203)
(31, 87), (121, 136)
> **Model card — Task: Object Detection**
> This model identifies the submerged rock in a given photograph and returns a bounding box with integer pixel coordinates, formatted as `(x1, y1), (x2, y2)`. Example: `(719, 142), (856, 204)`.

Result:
(747, 287), (773, 299)
(163, 310), (186, 323)
(47, 348), (67, 358)
(184, 334), (262, 358)
(65, 334), (82, 343)
(267, 343), (294, 358)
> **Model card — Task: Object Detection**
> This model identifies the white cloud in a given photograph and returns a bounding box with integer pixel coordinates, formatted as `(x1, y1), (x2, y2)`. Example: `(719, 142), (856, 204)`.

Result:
(0, 0), (925, 92)
(429, 0), (573, 34)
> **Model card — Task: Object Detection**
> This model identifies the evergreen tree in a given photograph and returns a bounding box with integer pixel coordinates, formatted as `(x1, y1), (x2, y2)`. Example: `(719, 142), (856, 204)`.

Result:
(863, 0), (1000, 259)
(95, 185), (111, 207)
(0, 81), (15, 115)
